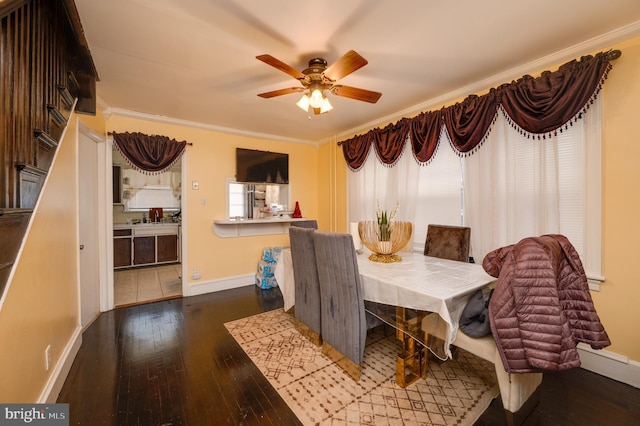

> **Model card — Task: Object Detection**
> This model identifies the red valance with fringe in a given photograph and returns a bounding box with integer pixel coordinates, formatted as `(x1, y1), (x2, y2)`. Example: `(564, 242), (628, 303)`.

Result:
(339, 50), (615, 170)
(112, 132), (188, 174)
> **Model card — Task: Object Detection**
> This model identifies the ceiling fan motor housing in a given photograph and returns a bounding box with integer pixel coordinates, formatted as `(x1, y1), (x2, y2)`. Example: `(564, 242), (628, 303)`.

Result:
(303, 58), (329, 84)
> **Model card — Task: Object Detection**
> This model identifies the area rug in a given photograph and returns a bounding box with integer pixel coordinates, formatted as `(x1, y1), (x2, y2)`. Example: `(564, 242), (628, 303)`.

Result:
(225, 309), (500, 425)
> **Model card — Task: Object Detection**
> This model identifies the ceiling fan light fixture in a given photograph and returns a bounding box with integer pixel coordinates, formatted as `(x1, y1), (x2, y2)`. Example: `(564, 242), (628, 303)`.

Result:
(257, 51), (381, 113)
(320, 97), (333, 114)
(296, 94), (310, 111)
(309, 88), (324, 109)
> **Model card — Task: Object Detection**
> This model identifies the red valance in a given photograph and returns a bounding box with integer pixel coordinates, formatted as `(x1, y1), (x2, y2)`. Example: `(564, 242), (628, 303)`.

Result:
(112, 132), (188, 174)
(409, 110), (441, 164)
(339, 50), (616, 170)
(371, 119), (411, 166)
(341, 133), (372, 171)
(443, 89), (499, 154)
(499, 52), (612, 135)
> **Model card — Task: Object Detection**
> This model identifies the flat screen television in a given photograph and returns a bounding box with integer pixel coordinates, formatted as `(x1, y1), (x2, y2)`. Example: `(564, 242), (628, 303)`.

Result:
(235, 148), (289, 184)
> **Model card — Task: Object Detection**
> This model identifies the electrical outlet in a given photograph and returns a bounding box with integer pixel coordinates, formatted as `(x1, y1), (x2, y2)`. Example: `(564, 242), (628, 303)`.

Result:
(45, 345), (51, 371)
(191, 268), (201, 280)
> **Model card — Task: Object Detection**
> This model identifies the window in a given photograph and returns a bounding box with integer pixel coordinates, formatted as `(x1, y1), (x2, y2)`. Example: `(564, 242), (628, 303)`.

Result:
(226, 179), (291, 219)
(228, 182), (245, 218)
(348, 98), (602, 287)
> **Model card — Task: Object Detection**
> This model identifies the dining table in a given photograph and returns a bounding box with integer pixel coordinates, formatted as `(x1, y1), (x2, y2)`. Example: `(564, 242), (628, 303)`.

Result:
(274, 248), (496, 386)
(357, 251), (495, 353)
(356, 251), (495, 386)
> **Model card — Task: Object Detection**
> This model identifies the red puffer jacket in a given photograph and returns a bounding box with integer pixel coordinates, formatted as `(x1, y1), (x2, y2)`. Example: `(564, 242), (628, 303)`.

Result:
(482, 235), (611, 373)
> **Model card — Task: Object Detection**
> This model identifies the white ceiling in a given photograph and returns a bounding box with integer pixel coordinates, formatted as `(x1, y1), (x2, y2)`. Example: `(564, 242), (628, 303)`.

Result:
(74, 0), (640, 145)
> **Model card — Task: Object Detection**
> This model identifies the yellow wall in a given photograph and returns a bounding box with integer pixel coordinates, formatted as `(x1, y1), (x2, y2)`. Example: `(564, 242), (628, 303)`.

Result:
(595, 36), (640, 361)
(0, 115), (80, 401)
(317, 139), (348, 233)
(106, 116), (319, 288)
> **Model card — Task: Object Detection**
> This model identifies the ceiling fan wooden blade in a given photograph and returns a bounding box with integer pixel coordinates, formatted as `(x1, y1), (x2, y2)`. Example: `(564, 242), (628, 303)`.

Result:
(257, 87), (304, 98)
(256, 54), (306, 80)
(332, 85), (382, 103)
(324, 50), (368, 81)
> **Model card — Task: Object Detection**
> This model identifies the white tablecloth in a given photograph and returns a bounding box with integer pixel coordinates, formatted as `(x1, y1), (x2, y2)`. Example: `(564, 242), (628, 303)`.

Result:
(275, 249), (495, 356)
(273, 248), (295, 311)
(357, 252), (495, 356)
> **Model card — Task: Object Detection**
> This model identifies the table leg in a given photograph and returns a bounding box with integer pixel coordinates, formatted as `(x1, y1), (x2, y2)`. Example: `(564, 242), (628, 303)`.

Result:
(395, 307), (427, 387)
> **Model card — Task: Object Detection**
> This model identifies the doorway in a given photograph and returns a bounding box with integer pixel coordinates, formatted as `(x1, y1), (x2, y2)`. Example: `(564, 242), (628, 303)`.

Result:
(111, 148), (183, 307)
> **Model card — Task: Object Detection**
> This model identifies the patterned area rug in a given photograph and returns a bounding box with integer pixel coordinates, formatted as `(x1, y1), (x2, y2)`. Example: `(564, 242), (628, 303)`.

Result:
(225, 309), (500, 425)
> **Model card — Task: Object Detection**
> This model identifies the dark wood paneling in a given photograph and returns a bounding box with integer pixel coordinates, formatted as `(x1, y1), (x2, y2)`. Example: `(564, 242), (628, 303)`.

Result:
(15, 163), (46, 209)
(0, 209), (31, 295)
(0, 0), (98, 296)
(1, 0), (97, 211)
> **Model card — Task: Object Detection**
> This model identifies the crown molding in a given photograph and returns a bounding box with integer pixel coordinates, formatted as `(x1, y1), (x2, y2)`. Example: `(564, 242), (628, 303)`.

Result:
(98, 103), (319, 148)
(335, 20), (640, 143)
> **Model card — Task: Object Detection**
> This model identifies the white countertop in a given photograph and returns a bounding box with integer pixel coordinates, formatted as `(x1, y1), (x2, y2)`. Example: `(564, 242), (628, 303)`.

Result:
(114, 222), (181, 230)
(213, 217), (309, 225)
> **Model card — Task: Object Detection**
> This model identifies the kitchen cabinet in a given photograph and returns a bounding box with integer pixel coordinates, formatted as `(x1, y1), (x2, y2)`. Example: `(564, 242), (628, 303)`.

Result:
(114, 224), (180, 269)
(157, 234), (179, 262)
(113, 228), (132, 268)
(113, 165), (122, 204)
(133, 236), (155, 265)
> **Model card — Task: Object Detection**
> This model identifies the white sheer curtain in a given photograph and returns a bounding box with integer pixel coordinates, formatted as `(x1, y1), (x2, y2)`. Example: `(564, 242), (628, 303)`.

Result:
(347, 98), (602, 281)
(347, 130), (461, 252)
(412, 128), (464, 251)
(347, 137), (418, 224)
(464, 98), (602, 279)
(463, 110), (560, 262)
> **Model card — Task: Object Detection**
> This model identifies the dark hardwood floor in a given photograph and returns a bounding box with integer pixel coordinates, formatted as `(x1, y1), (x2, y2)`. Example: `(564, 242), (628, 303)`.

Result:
(58, 285), (640, 425)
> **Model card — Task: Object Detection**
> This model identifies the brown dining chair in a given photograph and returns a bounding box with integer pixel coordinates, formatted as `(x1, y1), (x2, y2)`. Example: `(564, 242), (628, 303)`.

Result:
(423, 224), (472, 360)
(313, 230), (380, 381)
(289, 226), (322, 346)
(424, 224), (471, 262)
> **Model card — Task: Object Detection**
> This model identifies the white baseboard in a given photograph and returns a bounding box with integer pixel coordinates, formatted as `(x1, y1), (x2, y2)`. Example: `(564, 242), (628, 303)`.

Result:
(578, 343), (640, 389)
(39, 325), (83, 403)
(186, 273), (254, 297)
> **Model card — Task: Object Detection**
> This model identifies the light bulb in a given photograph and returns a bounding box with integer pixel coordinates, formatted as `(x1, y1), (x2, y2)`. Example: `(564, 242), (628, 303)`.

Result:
(309, 89), (324, 108)
(296, 94), (310, 111)
(320, 97), (333, 113)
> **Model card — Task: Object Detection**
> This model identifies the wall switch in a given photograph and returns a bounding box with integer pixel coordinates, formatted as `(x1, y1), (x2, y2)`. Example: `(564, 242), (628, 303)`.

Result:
(192, 181), (199, 190)
(45, 345), (51, 371)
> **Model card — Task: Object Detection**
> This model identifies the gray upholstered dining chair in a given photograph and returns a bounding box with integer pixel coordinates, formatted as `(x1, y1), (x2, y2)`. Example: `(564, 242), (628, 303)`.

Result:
(289, 226), (322, 346)
(313, 230), (380, 381)
(290, 220), (318, 229)
(424, 224), (471, 262)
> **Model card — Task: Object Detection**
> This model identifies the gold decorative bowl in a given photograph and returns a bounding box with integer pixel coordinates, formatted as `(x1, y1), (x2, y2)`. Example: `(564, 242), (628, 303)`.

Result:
(358, 221), (413, 263)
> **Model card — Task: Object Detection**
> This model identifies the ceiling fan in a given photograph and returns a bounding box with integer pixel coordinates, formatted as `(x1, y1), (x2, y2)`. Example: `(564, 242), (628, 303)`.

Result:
(256, 50), (382, 114)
